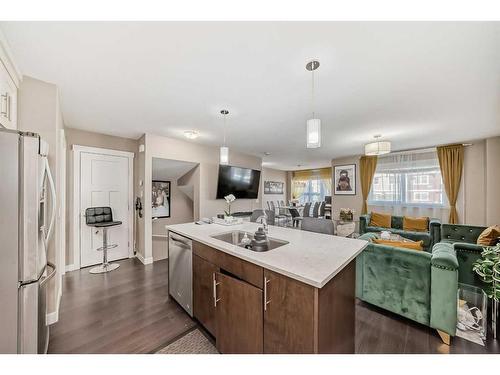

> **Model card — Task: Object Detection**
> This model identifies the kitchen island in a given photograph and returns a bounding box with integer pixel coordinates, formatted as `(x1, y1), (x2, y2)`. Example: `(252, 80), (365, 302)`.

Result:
(167, 222), (367, 354)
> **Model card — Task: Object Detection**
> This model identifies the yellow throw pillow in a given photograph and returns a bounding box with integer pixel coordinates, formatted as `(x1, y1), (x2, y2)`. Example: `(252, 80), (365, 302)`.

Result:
(370, 212), (392, 228)
(477, 225), (500, 246)
(373, 238), (424, 251)
(403, 216), (429, 232)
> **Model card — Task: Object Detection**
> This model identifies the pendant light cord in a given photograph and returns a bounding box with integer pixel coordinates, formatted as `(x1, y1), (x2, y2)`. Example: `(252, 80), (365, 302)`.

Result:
(223, 112), (226, 146)
(311, 66), (315, 118)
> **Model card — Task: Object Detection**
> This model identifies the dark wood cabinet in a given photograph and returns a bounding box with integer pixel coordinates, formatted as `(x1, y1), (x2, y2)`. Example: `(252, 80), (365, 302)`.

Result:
(215, 272), (263, 354)
(193, 254), (219, 336)
(191, 240), (356, 354)
(263, 269), (316, 353)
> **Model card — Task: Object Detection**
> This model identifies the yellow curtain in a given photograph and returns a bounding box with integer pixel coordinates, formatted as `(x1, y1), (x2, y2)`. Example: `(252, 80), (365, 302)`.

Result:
(359, 156), (378, 214)
(293, 167), (331, 180)
(437, 144), (464, 224)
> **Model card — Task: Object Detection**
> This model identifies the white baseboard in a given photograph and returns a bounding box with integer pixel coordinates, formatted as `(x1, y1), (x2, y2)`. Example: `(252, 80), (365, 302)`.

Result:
(136, 252), (154, 265)
(46, 285), (62, 326)
(65, 263), (78, 272)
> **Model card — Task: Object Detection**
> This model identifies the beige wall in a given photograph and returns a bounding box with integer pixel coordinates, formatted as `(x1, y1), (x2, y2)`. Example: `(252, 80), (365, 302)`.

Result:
(18, 76), (64, 319)
(137, 133), (262, 262)
(331, 136), (500, 227)
(261, 167), (288, 209)
(64, 127), (138, 266)
(151, 165), (196, 261)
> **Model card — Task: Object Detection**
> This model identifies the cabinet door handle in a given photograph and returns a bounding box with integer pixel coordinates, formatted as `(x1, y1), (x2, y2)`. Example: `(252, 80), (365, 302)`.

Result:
(0, 93), (7, 117)
(213, 272), (221, 307)
(264, 277), (271, 311)
(6, 94), (10, 120)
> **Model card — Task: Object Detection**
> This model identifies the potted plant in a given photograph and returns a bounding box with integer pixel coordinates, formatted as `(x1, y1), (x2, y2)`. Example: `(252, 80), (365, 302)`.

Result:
(472, 243), (500, 338)
(224, 194), (236, 221)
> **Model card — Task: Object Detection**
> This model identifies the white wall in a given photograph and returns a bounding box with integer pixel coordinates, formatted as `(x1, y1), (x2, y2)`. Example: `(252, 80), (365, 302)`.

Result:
(135, 133), (262, 263)
(261, 167), (288, 209)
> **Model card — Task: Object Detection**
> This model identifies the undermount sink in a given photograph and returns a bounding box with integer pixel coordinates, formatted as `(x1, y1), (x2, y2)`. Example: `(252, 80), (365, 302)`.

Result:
(211, 230), (289, 252)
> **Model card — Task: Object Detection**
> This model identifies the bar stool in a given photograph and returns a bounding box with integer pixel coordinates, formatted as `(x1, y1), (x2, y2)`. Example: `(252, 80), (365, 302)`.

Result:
(85, 206), (122, 274)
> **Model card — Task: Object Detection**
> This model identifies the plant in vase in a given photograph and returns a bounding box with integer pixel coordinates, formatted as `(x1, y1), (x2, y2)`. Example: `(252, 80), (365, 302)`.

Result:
(224, 194), (236, 220)
(473, 243), (500, 300)
(473, 243), (500, 338)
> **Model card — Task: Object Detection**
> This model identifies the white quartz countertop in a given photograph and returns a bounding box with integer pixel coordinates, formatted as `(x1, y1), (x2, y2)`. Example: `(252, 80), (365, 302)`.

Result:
(166, 222), (367, 288)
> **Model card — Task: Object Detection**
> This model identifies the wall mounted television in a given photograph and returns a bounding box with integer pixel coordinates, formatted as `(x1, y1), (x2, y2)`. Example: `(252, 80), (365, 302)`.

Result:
(216, 165), (261, 199)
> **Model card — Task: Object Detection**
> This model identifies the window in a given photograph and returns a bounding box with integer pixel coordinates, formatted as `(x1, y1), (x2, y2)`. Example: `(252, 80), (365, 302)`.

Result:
(368, 149), (446, 207)
(291, 168), (332, 204)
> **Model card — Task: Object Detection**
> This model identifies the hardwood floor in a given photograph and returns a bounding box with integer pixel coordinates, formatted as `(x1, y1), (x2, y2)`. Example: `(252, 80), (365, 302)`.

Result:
(49, 258), (499, 354)
(48, 258), (196, 354)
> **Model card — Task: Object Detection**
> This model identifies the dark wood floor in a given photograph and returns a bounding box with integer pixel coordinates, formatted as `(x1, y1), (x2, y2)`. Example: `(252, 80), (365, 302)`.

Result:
(49, 258), (499, 354)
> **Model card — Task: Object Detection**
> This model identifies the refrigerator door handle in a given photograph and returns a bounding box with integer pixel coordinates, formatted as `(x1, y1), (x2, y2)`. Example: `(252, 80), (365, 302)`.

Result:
(42, 157), (57, 250)
(39, 262), (56, 287)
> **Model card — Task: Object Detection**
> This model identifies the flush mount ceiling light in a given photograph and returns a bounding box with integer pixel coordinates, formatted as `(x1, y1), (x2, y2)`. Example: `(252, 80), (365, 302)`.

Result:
(306, 59), (321, 149)
(364, 135), (391, 156)
(220, 109), (229, 165)
(183, 130), (199, 139)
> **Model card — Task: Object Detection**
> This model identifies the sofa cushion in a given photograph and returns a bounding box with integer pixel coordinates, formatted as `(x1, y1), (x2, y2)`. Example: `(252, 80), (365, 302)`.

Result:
(477, 225), (500, 246)
(373, 238), (424, 251)
(403, 216), (429, 232)
(370, 212), (391, 228)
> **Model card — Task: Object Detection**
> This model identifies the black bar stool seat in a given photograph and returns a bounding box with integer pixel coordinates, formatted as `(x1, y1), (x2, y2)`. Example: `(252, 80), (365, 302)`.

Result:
(85, 207), (122, 274)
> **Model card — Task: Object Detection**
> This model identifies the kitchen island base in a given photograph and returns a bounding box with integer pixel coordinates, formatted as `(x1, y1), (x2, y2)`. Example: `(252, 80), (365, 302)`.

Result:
(189, 240), (355, 354)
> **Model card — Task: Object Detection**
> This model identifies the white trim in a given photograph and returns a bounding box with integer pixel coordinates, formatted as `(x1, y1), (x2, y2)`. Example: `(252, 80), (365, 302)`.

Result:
(136, 253), (153, 265)
(65, 264), (78, 272)
(72, 145), (135, 270)
(0, 29), (22, 86)
(46, 284), (63, 325)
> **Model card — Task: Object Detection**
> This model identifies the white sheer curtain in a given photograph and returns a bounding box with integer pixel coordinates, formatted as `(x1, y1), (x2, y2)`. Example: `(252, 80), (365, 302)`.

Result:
(368, 149), (451, 222)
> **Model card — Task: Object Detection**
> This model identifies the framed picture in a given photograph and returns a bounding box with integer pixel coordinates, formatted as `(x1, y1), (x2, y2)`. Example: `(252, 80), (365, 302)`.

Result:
(152, 180), (171, 218)
(264, 181), (284, 194)
(334, 164), (356, 195)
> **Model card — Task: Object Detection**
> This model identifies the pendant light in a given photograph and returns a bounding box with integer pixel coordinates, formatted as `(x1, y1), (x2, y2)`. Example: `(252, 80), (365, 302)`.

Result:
(364, 135), (391, 156)
(220, 109), (229, 165)
(306, 59), (321, 148)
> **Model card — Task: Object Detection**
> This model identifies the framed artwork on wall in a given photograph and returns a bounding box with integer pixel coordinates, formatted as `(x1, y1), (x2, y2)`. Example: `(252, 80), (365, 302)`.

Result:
(334, 164), (356, 195)
(264, 181), (284, 194)
(152, 180), (171, 218)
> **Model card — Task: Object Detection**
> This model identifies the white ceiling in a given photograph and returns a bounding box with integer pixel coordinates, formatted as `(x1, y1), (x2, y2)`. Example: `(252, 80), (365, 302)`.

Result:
(152, 158), (198, 180)
(2, 22), (499, 170)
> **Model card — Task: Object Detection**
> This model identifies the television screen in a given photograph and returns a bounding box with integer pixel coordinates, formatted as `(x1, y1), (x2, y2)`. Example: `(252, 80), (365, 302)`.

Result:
(216, 165), (261, 199)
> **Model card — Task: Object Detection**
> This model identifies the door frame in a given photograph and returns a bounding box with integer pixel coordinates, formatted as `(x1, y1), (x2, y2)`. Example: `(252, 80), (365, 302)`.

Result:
(72, 145), (135, 270)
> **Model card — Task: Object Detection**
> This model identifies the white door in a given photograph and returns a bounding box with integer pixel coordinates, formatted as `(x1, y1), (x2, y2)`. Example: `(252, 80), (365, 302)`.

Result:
(80, 152), (130, 268)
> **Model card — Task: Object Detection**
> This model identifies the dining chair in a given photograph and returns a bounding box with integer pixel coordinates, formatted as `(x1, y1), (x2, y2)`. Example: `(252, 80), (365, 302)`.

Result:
(312, 202), (320, 218)
(301, 217), (334, 235)
(266, 201), (272, 211)
(303, 202), (312, 217)
(289, 208), (302, 228)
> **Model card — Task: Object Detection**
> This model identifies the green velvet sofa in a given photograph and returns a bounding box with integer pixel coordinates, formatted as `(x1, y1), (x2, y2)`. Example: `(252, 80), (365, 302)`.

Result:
(439, 223), (488, 288)
(359, 213), (441, 252)
(356, 232), (458, 343)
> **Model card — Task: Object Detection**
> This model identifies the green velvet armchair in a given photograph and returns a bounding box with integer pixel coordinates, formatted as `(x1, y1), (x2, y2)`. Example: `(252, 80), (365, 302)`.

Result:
(356, 232), (458, 344)
(359, 213), (441, 252)
(439, 223), (488, 288)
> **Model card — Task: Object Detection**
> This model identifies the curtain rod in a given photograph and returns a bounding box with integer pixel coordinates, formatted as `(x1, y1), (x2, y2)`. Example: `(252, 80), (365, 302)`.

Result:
(382, 142), (472, 156)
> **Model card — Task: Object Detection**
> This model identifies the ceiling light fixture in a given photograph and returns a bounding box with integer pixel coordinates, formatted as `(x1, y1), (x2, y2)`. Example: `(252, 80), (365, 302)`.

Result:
(306, 59), (321, 149)
(364, 135), (391, 156)
(220, 109), (229, 165)
(184, 130), (199, 139)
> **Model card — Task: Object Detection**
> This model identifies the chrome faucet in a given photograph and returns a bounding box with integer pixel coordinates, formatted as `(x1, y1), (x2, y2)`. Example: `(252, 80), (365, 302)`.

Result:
(256, 212), (268, 234)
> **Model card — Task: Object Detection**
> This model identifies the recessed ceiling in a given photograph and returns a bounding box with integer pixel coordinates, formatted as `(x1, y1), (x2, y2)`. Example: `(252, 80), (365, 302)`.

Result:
(2, 22), (499, 170)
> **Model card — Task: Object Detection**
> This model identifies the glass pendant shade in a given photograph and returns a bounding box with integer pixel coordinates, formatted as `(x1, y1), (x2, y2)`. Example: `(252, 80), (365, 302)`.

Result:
(306, 118), (321, 148)
(364, 141), (391, 156)
(219, 146), (229, 165)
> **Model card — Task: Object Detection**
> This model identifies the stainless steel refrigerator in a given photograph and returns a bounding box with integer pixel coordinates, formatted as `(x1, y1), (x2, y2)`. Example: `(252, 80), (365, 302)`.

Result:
(0, 128), (56, 354)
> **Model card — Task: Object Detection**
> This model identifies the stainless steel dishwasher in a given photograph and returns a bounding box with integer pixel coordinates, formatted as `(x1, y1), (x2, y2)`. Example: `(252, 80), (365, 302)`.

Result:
(168, 232), (193, 316)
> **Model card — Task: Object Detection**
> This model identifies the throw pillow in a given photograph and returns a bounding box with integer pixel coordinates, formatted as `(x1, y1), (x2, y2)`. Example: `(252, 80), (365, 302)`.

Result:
(477, 225), (500, 246)
(373, 238), (424, 251)
(403, 216), (429, 232)
(369, 212), (391, 228)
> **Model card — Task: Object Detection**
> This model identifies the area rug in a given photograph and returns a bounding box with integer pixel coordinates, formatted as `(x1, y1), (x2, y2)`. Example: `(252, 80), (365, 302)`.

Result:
(156, 329), (219, 354)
